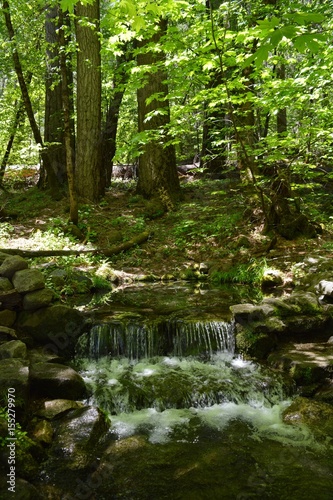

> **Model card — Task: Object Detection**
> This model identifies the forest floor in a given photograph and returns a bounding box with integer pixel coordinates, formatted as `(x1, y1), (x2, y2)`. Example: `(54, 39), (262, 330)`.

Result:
(0, 169), (332, 289)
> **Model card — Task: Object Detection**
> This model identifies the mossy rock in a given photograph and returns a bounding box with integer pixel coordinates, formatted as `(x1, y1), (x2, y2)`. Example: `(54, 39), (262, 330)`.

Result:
(235, 326), (277, 359)
(282, 396), (333, 440)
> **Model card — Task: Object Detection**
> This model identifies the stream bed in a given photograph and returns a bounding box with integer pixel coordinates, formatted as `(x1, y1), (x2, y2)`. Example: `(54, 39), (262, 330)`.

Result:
(70, 290), (333, 500)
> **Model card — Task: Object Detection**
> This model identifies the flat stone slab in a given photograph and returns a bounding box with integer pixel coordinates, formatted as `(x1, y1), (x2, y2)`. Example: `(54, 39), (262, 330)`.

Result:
(35, 399), (85, 420)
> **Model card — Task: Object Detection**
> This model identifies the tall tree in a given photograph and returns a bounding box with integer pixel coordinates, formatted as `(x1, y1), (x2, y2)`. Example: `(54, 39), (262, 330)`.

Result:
(136, 18), (180, 205)
(75, 0), (103, 202)
(44, 3), (67, 185)
(2, 0), (60, 195)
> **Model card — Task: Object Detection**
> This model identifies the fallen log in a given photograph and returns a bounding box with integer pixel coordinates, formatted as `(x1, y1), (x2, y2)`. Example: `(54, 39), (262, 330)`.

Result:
(0, 231), (151, 258)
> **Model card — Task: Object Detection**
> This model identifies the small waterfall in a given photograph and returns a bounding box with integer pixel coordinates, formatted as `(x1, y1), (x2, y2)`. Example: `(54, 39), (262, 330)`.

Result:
(76, 318), (235, 360)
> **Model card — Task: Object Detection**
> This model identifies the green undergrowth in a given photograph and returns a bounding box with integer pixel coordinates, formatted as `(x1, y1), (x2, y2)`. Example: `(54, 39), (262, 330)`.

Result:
(211, 258), (268, 285)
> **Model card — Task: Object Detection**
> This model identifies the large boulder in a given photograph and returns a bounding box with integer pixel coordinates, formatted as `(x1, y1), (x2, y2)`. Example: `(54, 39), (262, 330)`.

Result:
(12, 268), (45, 294)
(15, 305), (86, 357)
(0, 255), (28, 279)
(29, 362), (87, 400)
(49, 406), (110, 470)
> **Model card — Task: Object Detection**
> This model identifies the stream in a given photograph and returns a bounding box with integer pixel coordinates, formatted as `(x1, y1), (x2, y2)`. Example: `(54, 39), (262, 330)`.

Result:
(71, 284), (333, 499)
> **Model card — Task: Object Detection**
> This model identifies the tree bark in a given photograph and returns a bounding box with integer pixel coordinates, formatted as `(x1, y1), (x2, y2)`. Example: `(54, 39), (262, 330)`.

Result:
(44, 5), (67, 186)
(2, 0), (60, 196)
(75, 0), (103, 202)
(136, 19), (180, 205)
(101, 48), (130, 190)
(59, 10), (78, 225)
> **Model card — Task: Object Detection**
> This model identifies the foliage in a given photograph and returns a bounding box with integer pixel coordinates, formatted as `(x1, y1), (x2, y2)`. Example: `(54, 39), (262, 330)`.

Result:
(0, 407), (28, 449)
(211, 258), (268, 286)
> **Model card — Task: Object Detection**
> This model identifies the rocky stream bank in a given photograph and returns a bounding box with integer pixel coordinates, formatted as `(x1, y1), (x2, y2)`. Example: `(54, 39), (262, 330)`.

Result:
(0, 251), (333, 497)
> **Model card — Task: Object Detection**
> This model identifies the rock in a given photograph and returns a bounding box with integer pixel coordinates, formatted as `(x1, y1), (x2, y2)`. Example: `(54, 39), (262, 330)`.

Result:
(261, 269), (284, 289)
(31, 419), (54, 445)
(49, 406), (109, 470)
(23, 288), (54, 311)
(12, 268), (45, 294)
(0, 477), (43, 499)
(0, 309), (16, 327)
(15, 305), (86, 357)
(0, 359), (29, 410)
(0, 325), (17, 341)
(0, 340), (27, 359)
(0, 255), (28, 279)
(48, 268), (67, 287)
(35, 399), (85, 420)
(315, 280), (333, 303)
(282, 396), (333, 439)
(262, 297), (299, 317)
(0, 251), (13, 263)
(284, 292), (320, 313)
(0, 289), (22, 310)
(235, 326), (277, 359)
(267, 340), (333, 386)
(314, 379), (333, 404)
(230, 303), (275, 324)
(30, 362), (87, 400)
(0, 277), (13, 291)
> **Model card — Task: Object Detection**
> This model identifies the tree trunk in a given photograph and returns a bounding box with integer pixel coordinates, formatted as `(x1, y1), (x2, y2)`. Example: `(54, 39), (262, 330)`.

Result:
(136, 19), (180, 205)
(101, 49), (130, 190)
(2, 0), (60, 196)
(59, 10), (78, 225)
(44, 5), (67, 186)
(75, 0), (103, 202)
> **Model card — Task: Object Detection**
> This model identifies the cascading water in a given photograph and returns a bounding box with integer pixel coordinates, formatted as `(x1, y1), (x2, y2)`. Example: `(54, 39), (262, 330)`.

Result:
(76, 318), (236, 360)
(74, 314), (333, 499)
(75, 318), (301, 444)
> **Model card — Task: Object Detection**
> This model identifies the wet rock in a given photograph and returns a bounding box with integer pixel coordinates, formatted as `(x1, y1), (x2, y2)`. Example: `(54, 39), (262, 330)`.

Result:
(0, 340), (27, 359)
(35, 399), (85, 420)
(12, 268), (45, 294)
(0, 309), (16, 327)
(49, 406), (109, 470)
(282, 396), (333, 439)
(0, 255), (28, 279)
(31, 419), (54, 445)
(23, 288), (54, 311)
(235, 326), (277, 359)
(30, 362), (87, 400)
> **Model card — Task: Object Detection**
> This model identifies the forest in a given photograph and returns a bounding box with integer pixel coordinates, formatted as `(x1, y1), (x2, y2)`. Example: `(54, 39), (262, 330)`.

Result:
(0, 0), (332, 247)
(2, 2), (333, 498)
